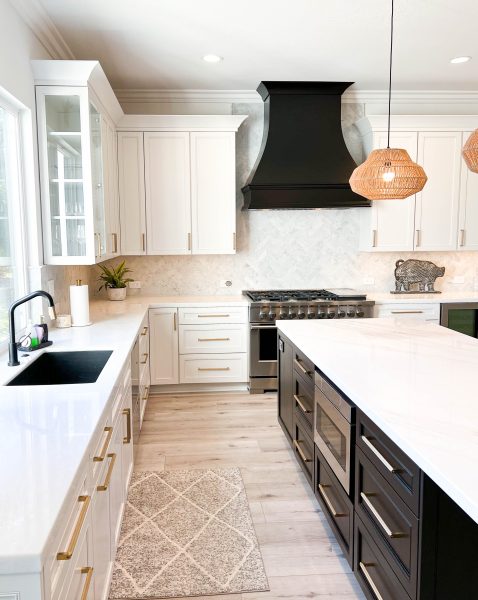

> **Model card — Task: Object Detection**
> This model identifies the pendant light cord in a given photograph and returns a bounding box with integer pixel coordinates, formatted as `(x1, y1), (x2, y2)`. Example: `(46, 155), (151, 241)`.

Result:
(387, 0), (394, 148)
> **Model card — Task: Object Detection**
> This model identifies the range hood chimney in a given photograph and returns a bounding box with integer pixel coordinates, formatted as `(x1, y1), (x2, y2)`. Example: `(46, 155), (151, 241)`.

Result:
(242, 81), (370, 209)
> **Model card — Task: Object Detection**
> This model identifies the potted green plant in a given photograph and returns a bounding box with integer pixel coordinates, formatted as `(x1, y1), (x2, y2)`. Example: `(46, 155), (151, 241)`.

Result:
(97, 260), (133, 301)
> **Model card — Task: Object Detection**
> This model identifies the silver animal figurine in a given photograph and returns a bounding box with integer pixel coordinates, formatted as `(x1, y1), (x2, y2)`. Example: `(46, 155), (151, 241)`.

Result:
(392, 259), (445, 294)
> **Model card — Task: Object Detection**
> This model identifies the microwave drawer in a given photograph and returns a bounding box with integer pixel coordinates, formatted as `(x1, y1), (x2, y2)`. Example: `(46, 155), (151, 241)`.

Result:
(315, 445), (353, 567)
(354, 513), (410, 600)
(356, 447), (419, 598)
(357, 410), (420, 515)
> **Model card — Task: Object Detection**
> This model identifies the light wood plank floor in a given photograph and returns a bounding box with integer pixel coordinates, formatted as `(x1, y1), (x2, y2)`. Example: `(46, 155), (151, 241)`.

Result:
(135, 392), (365, 600)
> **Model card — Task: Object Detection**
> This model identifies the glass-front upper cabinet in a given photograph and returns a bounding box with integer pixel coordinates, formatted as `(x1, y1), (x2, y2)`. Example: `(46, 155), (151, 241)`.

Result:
(36, 86), (107, 264)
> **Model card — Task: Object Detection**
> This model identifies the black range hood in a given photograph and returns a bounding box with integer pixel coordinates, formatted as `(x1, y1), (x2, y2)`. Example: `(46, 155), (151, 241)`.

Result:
(242, 81), (370, 209)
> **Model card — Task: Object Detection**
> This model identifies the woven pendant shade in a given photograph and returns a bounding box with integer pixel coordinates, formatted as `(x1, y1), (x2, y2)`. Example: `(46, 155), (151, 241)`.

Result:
(349, 148), (427, 200)
(462, 129), (478, 173)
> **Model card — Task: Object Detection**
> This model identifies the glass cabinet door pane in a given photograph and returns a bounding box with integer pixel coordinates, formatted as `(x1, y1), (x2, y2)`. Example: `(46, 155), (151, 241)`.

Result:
(89, 102), (105, 256)
(45, 94), (86, 257)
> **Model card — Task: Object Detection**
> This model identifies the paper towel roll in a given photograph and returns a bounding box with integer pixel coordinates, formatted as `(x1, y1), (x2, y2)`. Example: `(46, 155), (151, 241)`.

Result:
(70, 281), (91, 327)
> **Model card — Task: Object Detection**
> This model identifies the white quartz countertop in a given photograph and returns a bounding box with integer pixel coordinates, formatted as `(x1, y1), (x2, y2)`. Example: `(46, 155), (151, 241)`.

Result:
(369, 290), (478, 304)
(277, 318), (478, 524)
(0, 294), (248, 575)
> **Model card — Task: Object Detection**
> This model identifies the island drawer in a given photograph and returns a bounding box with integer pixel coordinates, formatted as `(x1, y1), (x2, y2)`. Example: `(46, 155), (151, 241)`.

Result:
(178, 306), (248, 325)
(293, 369), (314, 431)
(357, 410), (420, 515)
(293, 414), (314, 485)
(354, 513), (410, 600)
(315, 445), (354, 567)
(356, 447), (418, 598)
(293, 347), (314, 385)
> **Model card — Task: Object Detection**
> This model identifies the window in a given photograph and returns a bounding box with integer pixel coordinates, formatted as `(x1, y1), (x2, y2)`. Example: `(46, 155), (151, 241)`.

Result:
(0, 97), (27, 344)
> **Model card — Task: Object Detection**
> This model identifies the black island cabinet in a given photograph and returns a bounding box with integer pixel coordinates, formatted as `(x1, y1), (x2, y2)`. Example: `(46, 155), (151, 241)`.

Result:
(277, 331), (478, 600)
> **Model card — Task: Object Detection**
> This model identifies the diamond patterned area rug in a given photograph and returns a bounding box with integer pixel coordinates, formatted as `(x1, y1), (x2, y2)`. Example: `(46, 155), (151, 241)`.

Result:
(109, 468), (269, 599)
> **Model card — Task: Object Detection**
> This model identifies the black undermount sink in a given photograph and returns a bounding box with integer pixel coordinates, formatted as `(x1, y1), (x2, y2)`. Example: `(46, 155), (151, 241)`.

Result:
(6, 351), (113, 386)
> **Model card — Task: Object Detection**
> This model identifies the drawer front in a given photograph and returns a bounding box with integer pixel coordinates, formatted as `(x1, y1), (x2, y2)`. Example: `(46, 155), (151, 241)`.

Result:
(54, 519), (93, 600)
(91, 420), (113, 486)
(139, 346), (150, 382)
(373, 303), (440, 321)
(354, 513), (410, 600)
(138, 319), (149, 355)
(179, 324), (247, 354)
(178, 306), (248, 325)
(293, 370), (314, 432)
(179, 353), (248, 383)
(293, 415), (314, 485)
(357, 410), (420, 514)
(293, 347), (314, 385)
(315, 445), (353, 567)
(356, 448), (418, 597)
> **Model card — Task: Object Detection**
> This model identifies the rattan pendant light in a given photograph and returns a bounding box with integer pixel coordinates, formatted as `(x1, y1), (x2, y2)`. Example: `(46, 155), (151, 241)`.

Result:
(462, 130), (478, 173)
(349, 0), (427, 200)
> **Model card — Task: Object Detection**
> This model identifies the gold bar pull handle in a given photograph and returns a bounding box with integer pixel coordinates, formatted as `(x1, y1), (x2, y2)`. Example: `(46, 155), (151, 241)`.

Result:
(198, 313), (230, 318)
(359, 562), (384, 600)
(188, 232), (191, 251)
(122, 408), (131, 444)
(141, 326), (148, 336)
(460, 228), (465, 247)
(142, 232), (146, 252)
(361, 435), (399, 473)
(93, 426), (113, 462)
(173, 312), (177, 331)
(390, 310), (424, 314)
(294, 358), (310, 377)
(80, 567), (94, 600)
(318, 484), (346, 517)
(97, 453), (117, 491)
(360, 492), (405, 538)
(112, 232), (118, 253)
(140, 352), (149, 364)
(197, 337), (230, 342)
(415, 229), (421, 247)
(294, 394), (311, 414)
(372, 229), (377, 248)
(57, 495), (90, 560)
(293, 440), (311, 463)
(232, 232), (236, 250)
(142, 386), (149, 399)
(198, 367), (230, 372)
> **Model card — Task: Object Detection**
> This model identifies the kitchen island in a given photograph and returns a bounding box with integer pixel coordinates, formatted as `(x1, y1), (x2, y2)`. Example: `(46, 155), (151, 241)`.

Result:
(277, 317), (478, 600)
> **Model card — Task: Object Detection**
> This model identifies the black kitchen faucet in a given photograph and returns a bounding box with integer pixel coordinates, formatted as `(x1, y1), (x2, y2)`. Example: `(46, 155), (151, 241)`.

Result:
(8, 290), (56, 366)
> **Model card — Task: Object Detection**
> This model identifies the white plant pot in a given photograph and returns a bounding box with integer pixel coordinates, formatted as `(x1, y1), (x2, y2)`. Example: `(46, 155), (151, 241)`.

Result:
(107, 287), (127, 301)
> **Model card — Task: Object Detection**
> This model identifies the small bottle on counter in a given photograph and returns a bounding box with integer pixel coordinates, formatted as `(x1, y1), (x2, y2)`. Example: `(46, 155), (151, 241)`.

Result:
(37, 315), (48, 344)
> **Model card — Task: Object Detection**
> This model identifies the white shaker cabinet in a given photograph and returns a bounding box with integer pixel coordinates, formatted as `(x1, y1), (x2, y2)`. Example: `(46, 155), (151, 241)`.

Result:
(149, 308), (179, 385)
(102, 116), (121, 258)
(415, 131), (461, 251)
(359, 131), (418, 251)
(118, 131), (147, 255)
(458, 131), (478, 250)
(144, 132), (191, 254)
(191, 132), (236, 254)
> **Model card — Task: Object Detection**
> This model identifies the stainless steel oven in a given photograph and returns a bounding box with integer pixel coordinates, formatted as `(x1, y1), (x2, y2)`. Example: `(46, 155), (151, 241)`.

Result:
(249, 324), (278, 393)
(440, 302), (478, 338)
(314, 370), (355, 495)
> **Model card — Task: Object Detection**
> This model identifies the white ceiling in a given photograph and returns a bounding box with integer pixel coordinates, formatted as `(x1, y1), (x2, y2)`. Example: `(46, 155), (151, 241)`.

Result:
(38, 0), (478, 92)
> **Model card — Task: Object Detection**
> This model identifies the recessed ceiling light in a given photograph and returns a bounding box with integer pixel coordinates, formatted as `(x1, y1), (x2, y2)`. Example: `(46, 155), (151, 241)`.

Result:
(450, 56), (472, 64)
(202, 54), (223, 63)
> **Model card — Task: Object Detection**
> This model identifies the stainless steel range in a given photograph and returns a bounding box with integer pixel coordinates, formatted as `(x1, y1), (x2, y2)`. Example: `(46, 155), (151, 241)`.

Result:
(244, 289), (374, 393)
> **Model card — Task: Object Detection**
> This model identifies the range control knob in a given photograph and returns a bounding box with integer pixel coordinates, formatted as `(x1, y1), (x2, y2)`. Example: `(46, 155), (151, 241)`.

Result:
(298, 307), (306, 319)
(268, 308), (277, 321)
(259, 306), (268, 320)
(346, 305), (356, 318)
(307, 307), (316, 319)
(288, 307), (297, 319)
(337, 305), (345, 319)
(327, 307), (337, 319)
(317, 307), (326, 319)
(279, 306), (288, 320)
(356, 305), (365, 318)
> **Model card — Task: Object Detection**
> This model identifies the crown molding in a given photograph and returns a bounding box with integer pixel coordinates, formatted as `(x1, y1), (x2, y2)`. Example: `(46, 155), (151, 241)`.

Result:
(117, 114), (248, 131)
(11, 0), (75, 60)
(343, 89), (478, 104)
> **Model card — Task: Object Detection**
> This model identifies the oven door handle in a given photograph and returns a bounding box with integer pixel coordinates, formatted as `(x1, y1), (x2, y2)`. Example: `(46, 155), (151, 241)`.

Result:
(250, 325), (277, 330)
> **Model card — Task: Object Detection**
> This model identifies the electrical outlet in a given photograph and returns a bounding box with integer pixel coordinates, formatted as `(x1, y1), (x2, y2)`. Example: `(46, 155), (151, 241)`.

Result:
(363, 277), (375, 285)
(128, 280), (142, 289)
(47, 279), (55, 297)
(219, 280), (233, 288)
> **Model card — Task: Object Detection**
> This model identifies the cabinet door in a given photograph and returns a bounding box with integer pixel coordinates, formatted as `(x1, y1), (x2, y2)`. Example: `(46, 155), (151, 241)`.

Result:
(118, 131), (146, 255)
(360, 131), (417, 251)
(109, 417), (125, 554)
(144, 132), (191, 255)
(121, 384), (134, 495)
(61, 520), (94, 600)
(458, 131), (478, 250)
(91, 466), (111, 600)
(149, 308), (179, 385)
(278, 334), (294, 439)
(190, 132), (236, 254)
(102, 117), (120, 258)
(89, 99), (107, 262)
(415, 132), (461, 250)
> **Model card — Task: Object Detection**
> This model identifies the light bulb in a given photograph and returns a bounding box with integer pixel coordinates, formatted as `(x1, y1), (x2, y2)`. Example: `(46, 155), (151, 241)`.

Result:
(382, 171), (395, 182)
